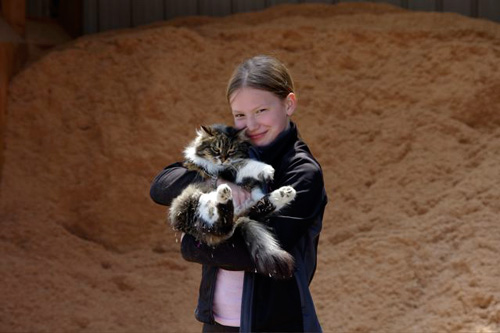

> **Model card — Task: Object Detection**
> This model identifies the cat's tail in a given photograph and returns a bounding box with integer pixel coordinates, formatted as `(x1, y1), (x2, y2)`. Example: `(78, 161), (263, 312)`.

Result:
(236, 217), (294, 279)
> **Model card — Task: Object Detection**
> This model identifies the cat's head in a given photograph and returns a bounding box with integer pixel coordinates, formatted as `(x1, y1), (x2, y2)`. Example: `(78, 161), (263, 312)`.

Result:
(186, 124), (252, 167)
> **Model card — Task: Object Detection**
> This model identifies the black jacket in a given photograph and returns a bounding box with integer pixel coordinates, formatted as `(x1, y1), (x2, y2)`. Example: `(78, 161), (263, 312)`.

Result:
(150, 122), (327, 332)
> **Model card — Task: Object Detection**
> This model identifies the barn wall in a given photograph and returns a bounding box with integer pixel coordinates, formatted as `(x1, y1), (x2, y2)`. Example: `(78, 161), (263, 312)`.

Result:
(23, 0), (500, 36)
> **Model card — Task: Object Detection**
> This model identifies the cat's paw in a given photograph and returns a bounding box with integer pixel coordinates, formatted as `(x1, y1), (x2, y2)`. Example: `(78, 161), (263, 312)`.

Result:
(269, 186), (296, 210)
(216, 184), (232, 204)
(258, 164), (275, 182)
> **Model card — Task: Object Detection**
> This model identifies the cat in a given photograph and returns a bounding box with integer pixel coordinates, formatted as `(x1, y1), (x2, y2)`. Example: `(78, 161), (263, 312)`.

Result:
(169, 124), (296, 279)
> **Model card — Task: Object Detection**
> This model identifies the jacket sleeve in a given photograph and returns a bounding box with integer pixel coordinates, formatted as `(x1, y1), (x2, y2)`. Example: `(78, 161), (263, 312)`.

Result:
(181, 231), (256, 272)
(149, 162), (204, 206)
(268, 154), (327, 253)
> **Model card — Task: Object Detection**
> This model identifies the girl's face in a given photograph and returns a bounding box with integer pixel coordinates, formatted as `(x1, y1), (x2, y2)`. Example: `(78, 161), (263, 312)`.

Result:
(229, 87), (296, 147)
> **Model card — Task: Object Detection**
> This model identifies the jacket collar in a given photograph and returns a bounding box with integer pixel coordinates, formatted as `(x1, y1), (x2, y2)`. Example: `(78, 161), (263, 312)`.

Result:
(250, 121), (298, 166)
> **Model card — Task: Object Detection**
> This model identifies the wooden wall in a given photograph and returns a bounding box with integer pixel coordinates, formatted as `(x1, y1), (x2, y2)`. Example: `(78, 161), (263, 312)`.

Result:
(82, 0), (500, 34)
(22, 0), (500, 36)
(0, 0), (27, 183)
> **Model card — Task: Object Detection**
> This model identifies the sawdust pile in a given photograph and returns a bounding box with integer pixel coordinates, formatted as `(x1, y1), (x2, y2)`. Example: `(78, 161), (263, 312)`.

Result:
(1, 3), (500, 332)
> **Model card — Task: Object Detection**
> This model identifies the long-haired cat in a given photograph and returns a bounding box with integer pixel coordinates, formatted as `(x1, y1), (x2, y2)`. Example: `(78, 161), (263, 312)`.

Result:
(169, 124), (296, 279)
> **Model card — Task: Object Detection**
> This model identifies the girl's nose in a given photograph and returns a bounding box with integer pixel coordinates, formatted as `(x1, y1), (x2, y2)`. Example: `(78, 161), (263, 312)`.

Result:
(246, 116), (258, 131)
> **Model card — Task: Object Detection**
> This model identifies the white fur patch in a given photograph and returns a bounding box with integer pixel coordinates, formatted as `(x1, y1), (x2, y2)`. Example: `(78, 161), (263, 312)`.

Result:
(198, 190), (219, 226)
(236, 160), (274, 184)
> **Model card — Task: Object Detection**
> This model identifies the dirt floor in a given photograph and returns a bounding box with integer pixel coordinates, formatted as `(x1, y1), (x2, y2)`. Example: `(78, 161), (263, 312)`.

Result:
(1, 2), (500, 332)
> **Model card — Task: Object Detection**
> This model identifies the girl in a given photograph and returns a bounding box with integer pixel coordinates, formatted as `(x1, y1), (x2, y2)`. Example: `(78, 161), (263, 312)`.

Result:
(150, 55), (327, 332)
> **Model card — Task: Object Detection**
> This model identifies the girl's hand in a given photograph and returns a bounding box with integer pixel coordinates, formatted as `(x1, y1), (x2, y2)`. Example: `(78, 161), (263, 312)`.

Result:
(216, 179), (251, 208)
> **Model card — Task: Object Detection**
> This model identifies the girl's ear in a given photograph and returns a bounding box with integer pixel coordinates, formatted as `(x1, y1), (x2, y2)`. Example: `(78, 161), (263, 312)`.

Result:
(285, 93), (297, 117)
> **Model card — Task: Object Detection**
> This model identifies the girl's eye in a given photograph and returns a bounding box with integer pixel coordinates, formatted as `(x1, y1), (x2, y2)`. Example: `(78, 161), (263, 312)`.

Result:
(256, 108), (267, 114)
(234, 114), (244, 119)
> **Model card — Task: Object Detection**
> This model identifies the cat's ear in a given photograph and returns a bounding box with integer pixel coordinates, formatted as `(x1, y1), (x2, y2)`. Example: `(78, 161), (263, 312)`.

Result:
(236, 127), (249, 141)
(200, 125), (214, 136)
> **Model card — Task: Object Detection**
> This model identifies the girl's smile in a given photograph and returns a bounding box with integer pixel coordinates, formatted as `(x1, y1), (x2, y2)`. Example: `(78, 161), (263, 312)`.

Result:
(229, 87), (296, 146)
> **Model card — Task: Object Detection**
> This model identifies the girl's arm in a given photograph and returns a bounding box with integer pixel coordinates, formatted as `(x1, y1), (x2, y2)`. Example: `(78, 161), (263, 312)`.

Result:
(150, 162), (204, 206)
(267, 156), (327, 252)
(181, 232), (256, 271)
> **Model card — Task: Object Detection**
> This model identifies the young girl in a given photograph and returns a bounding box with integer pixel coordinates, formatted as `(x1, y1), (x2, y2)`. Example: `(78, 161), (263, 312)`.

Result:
(150, 55), (327, 332)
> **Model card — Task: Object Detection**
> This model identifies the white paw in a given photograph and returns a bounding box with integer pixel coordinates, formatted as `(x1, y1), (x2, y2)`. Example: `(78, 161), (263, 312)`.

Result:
(216, 184), (232, 204)
(269, 186), (296, 209)
(258, 164), (275, 182)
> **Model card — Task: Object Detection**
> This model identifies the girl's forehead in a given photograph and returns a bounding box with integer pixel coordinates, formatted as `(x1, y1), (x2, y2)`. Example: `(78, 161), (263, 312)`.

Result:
(230, 87), (279, 111)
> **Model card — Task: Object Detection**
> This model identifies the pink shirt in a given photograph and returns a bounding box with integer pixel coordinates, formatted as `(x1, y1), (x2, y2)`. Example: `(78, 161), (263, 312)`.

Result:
(213, 269), (245, 327)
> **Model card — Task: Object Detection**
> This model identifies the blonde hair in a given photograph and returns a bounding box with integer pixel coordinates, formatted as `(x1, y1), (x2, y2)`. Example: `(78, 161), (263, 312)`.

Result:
(226, 55), (295, 102)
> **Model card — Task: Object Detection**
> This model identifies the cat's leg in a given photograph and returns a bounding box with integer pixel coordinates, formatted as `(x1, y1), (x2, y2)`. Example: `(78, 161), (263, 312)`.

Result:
(237, 217), (294, 279)
(216, 183), (232, 204)
(198, 184), (232, 222)
(236, 160), (275, 185)
(240, 186), (296, 220)
(198, 184), (235, 245)
(235, 161), (274, 211)
(214, 184), (235, 236)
